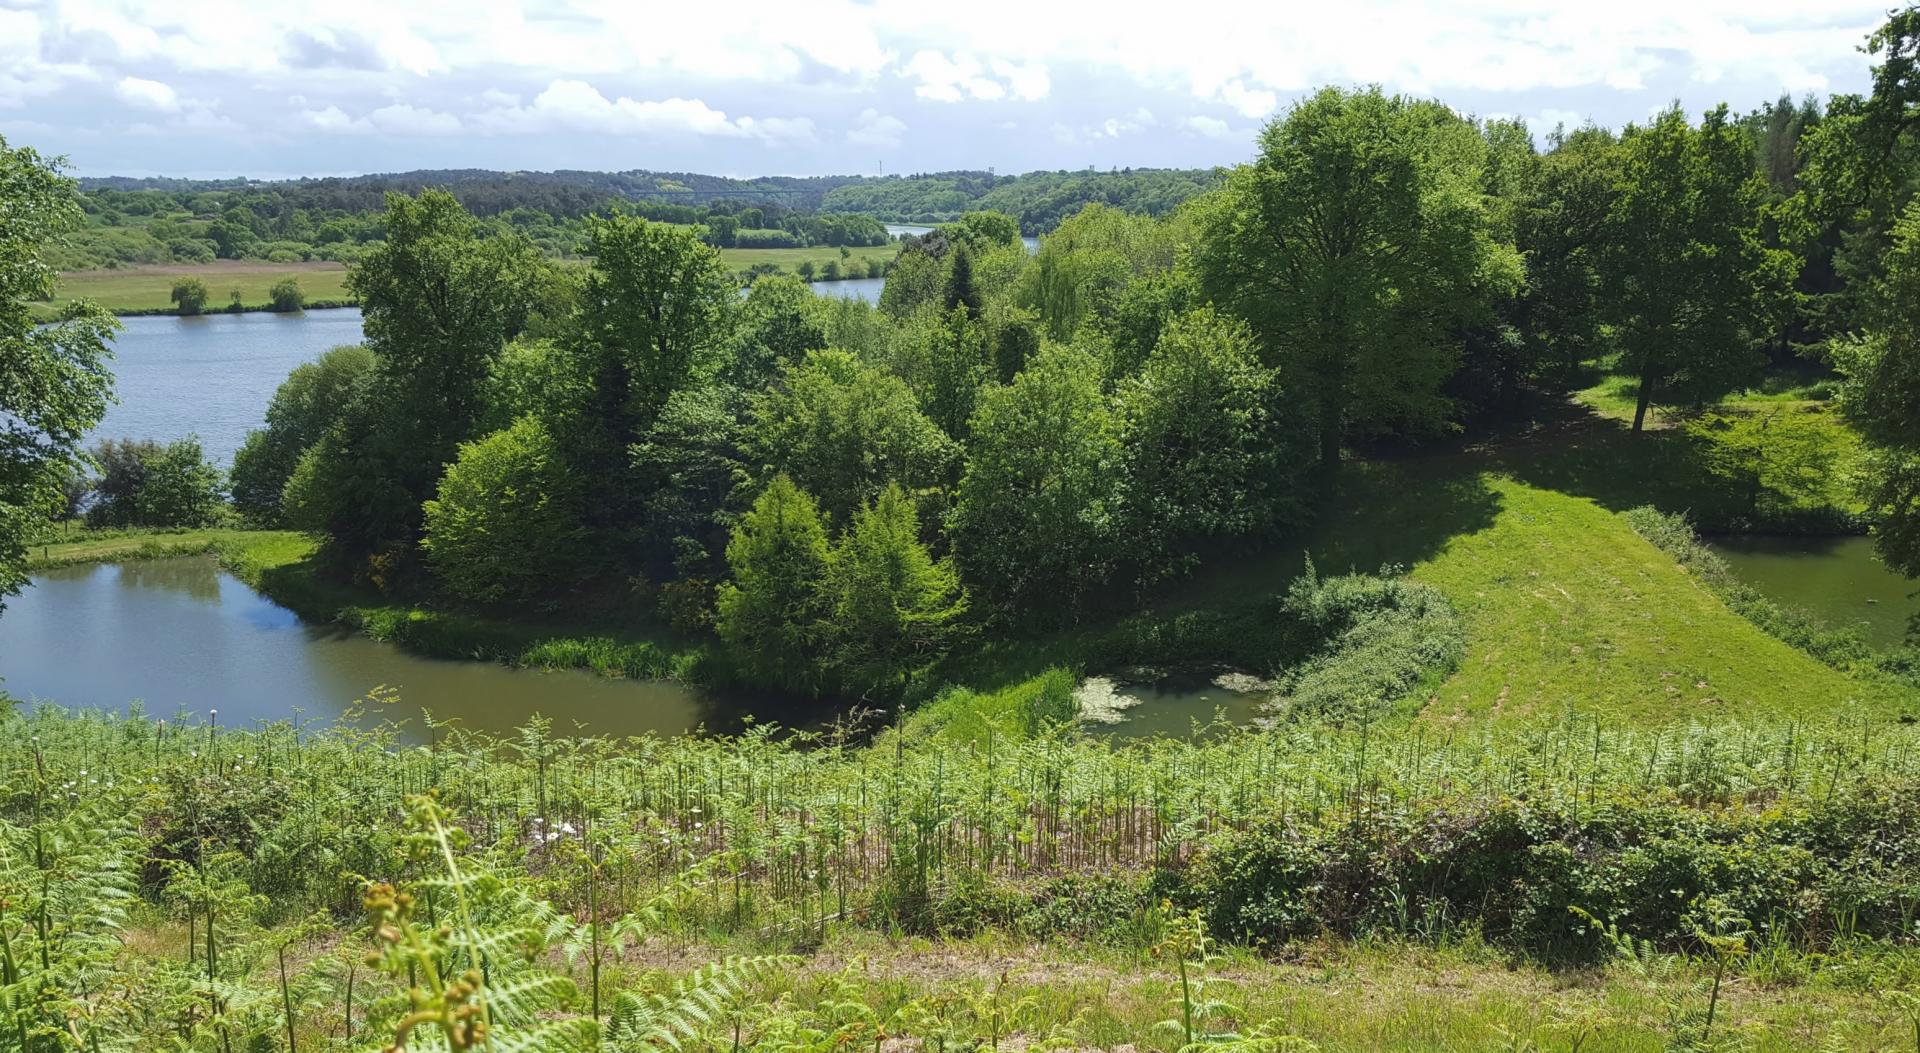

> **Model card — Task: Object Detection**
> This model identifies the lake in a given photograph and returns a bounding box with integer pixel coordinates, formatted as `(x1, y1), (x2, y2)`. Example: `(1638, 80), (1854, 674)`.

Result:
(1707, 534), (1917, 649)
(0, 557), (736, 741)
(95, 309), (367, 465)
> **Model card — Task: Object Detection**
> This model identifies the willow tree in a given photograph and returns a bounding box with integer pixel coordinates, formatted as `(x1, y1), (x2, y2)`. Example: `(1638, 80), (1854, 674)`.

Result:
(1602, 106), (1796, 433)
(0, 136), (116, 609)
(1193, 87), (1522, 467)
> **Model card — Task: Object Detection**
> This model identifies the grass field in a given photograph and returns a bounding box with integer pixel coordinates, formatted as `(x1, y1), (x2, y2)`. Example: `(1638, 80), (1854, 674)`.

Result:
(34, 260), (354, 318)
(33, 245), (895, 319)
(23, 526), (306, 570)
(719, 242), (898, 274)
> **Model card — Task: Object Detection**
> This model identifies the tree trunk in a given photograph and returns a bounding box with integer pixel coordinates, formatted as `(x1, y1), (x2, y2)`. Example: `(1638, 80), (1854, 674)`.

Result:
(1631, 368), (1657, 434)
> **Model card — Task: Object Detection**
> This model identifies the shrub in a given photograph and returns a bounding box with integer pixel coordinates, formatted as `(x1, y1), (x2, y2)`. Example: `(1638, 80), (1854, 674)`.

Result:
(169, 277), (209, 315)
(1273, 562), (1464, 722)
(267, 276), (303, 312)
(84, 437), (225, 528)
(421, 416), (589, 605)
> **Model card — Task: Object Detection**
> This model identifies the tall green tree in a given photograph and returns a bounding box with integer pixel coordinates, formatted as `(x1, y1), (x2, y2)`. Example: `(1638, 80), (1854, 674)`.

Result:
(828, 484), (967, 693)
(1117, 307), (1311, 582)
(229, 344), (374, 523)
(308, 189), (549, 555)
(1603, 106), (1797, 432)
(748, 350), (957, 525)
(0, 136), (117, 608)
(350, 189), (547, 464)
(715, 475), (834, 687)
(1835, 197), (1920, 579)
(570, 214), (735, 520)
(950, 344), (1122, 618)
(1193, 87), (1522, 466)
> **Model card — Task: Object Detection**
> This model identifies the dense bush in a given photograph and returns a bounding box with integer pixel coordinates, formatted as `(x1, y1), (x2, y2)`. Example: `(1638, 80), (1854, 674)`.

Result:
(229, 344), (374, 523)
(420, 416), (589, 605)
(1182, 783), (1920, 962)
(1274, 564), (1466, 721)
(83, 437), (224, 528)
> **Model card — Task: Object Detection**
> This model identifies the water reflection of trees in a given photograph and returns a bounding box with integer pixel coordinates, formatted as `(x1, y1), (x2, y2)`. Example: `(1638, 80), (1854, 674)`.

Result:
(115, 558), (221, 603)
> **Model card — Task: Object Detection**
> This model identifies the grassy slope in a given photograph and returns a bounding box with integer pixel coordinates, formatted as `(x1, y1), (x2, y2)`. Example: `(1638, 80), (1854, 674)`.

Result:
(1410, 477), (1895, 723)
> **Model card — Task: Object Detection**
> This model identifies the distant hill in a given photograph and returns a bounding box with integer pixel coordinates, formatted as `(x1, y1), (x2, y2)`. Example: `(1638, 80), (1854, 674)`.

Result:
(79, 166), (1224, 233)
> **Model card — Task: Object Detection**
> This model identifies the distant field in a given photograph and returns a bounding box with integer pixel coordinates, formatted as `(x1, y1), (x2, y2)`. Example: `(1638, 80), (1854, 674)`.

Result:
(718, 242), (898, 273)
(34, 261), (353, 318)
(33, 245), (894, 319)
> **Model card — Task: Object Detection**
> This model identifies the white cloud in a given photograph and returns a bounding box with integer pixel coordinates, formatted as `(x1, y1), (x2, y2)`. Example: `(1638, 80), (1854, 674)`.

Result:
(903, 51), (1049, 103)
(367, 103), (461, 136)
(846, 108), (907, 149)
(1181, 114), (1233, 138)
(115, 75), (178, 112)
(989, 58), (1050, 101)
(1219, 80), (1276, 120)
(300, 105), (362, 133)
(478, 80), (813, 141)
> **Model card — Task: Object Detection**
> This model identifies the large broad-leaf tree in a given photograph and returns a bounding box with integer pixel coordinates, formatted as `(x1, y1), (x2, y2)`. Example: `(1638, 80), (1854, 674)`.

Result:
(950, 344), (1122, 619)
(0, 136), (117, 610)
(570, 214), (735, 522)
(1602, 105), (1798, 433)
(303, 189), (550, 556)
(1835, 199), (1920, 579)
(1193, 87), (1523, 467)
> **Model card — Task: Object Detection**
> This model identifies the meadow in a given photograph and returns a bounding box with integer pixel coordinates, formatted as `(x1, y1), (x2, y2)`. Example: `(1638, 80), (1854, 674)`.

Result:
(30, 243), (897, 319)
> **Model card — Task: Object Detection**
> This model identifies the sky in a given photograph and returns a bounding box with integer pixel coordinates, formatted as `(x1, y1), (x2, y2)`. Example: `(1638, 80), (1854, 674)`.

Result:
(0, 0), (1896, 180)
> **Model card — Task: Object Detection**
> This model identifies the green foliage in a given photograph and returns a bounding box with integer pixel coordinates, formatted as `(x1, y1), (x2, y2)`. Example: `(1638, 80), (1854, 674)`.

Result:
(0, 135), (116, 609)
(1194, 87), (1523, 465)
(1117, 306), (1312, 582)
(729, 274), (827, 389)
(1603, 105), (1798, 431)
(828, 484), (967, 692)
(1836, 197), (1920, 579)
(1684, 405), (1852, 520)
(748, 349), (957, 525)
(306, 189), (552, 557)
(169, 276), (210, 315)
(229, 344), (374, 523)
(84, 436), (225, 528)
(1273, 563), (1464, 722)
(951, 344), (1122, 618)
(422, 416), (589, 606)
(715, 475), (834, 687)
(1020, 202), (1178, 343)
(267, 276), (303, 312)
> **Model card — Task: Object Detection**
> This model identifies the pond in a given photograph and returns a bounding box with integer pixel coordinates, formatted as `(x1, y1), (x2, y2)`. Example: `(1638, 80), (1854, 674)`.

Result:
(1077, 671), (1270, 737)
(95, 309), (367, 465)
(0, 558), (744, 742)
(1706, 534), (1917, 650)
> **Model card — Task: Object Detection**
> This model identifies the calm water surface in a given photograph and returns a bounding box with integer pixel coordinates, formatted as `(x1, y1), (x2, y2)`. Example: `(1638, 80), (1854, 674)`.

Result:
(0, 558), (735, 741)
(96, 309), (365, 465)
(1706, 534), (1917, 649)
